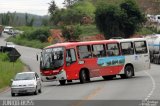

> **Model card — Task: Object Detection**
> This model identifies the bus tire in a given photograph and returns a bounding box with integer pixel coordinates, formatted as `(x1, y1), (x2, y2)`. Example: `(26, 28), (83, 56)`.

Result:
(102, 75), (116, 80)
(59, 80), (66, 85)
(80, 70), (87, 83)
(121, 65), (134, 79)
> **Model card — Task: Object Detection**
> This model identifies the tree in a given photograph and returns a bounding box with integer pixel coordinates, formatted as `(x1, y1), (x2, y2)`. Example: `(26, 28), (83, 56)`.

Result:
(120, 0), (145, 37)
(63, 0), (79, 7)
(25, 13), (29, 26)
(72, 1), (95, 17)
(49, 1), (96, 25)
(42, 18), (49, 26)
(25, 13), (35, 26)
(1, 12), (10, 25)
(48, 0), (58, 15)
(62, 24), (82, 41)
(95, 0), (145, 39)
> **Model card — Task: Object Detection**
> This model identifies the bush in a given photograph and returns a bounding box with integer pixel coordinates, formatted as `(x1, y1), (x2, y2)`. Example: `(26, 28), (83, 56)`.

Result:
(95, 0), (145, 39)
(62, 24), (82, 41)
(20, 27), (50, 42)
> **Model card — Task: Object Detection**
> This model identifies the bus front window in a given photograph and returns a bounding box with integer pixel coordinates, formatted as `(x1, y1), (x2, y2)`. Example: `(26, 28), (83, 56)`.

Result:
(40, 47), (64, 70)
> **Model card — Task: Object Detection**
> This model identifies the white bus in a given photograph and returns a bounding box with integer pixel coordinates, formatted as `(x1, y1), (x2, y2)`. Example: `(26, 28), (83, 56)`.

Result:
(39, 38), (150, 85)
(116, 38), (150, 76)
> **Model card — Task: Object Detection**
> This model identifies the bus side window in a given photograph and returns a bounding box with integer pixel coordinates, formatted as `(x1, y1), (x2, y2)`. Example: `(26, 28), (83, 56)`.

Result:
(106, 43), (120, 56)
(121, 42), (134, 55)
(134, 41), (148, 54)
(66, 49), (76, 65)
(92, 44), (106, 57)
(78, 45), (92, 59)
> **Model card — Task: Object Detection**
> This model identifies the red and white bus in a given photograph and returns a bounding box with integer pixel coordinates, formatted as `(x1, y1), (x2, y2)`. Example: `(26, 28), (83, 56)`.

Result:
(39, 38), (150, 85)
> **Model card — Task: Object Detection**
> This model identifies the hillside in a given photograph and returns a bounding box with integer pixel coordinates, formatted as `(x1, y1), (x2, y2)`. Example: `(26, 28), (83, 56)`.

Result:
(0, 12), (49, 26)
(87, 0), (160, 14)
(137, 0), (160, 14)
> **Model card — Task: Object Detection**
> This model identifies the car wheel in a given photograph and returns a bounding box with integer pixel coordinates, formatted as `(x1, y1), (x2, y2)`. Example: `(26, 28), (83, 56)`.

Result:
(11, 93), (15, 97)
(34, 87), (38, 95)
(38, 87), (42, 93)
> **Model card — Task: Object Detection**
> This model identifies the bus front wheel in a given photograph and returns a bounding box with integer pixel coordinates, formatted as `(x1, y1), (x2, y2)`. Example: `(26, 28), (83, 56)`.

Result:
(121, 65), (134, 79)
(59, 80), (66, 85)
(80, 70), (87, 83)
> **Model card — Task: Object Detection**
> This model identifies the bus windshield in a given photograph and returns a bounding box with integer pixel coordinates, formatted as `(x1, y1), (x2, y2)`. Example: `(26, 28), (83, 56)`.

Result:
(40, 47), (64, 70)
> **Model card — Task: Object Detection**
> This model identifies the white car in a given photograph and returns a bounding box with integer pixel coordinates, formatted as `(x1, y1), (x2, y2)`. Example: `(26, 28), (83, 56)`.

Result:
(6, 42), (15, 48)
(3, 26), (13, 35)
(11, 72), (42, 96)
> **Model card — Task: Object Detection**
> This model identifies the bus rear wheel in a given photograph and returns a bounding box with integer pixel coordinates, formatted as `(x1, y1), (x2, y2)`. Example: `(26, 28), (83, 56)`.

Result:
(121, 65), (134, 79)
(80, 70), (88, 83)
(59, 80), (66, 85)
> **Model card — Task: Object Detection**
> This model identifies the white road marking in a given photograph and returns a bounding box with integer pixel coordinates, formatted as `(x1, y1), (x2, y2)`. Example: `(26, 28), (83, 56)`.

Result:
(144, 71), (156, 101)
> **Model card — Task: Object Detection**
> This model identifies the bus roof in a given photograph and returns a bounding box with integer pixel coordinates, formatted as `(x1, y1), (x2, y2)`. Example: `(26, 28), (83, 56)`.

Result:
(45, 40), (117, 49)
(116, 38), (146, 42)
(45, 38), (147, 49)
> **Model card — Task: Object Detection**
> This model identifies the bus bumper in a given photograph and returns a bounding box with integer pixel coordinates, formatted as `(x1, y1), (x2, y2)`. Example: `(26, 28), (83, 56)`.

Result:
(41, 70), (67, 82)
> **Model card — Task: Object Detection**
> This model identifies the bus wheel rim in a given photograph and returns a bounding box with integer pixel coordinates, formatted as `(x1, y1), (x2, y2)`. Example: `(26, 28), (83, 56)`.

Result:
(126, 67), (132, 77)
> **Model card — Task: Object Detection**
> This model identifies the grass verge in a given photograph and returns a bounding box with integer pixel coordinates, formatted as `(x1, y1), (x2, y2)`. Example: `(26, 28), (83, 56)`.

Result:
(7, 36), (51, 49)
(0, 53), (24, 90)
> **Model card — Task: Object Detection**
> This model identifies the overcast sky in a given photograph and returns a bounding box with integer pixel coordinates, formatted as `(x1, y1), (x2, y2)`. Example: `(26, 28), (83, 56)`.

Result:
(0, 0), (64, 16)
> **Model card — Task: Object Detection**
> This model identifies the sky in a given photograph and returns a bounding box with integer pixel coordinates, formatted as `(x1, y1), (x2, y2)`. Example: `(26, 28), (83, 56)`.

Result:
(0, 0), (64, 16)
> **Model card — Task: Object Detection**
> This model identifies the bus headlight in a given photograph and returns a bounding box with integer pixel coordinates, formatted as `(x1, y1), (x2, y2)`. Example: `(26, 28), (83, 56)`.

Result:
(59, 69), (65, 74)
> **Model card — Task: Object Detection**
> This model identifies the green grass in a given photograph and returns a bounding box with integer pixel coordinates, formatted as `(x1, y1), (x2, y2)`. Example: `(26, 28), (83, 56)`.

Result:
(80, 24), (100, 37)
(7, 36), (51, 49)
(16, 26), (51, 32)
(136, 27), (155, 35)
(0, 53), (24, 89)
(16, 26), (36, 32)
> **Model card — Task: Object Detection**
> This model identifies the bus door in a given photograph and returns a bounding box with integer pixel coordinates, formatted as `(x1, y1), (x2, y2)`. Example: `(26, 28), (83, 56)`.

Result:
(66, 48), (79, 80)
(134, 41), (150, 70)
(77, 45), (99, 77)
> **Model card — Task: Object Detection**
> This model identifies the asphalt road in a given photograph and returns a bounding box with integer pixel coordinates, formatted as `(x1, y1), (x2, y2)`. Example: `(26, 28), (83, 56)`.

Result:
(0, 33), (160, 102)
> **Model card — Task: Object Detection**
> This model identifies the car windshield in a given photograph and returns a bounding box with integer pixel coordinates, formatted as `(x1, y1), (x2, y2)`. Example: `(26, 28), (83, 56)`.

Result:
(40, 47), (64, 70)
(14, 73), (35, 80)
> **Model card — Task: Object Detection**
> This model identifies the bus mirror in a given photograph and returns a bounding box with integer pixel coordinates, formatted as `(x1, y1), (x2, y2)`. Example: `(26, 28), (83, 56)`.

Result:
(11, 79), (14, 82)
(36, 54), (38, 61)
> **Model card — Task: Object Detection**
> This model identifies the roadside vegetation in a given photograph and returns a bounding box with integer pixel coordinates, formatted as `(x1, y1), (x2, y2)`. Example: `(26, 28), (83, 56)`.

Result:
(7, 24), (100, 48)
(7, 26), (51, 49)
(3, 0), (160, 49)
(0, 53), (24, 90)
